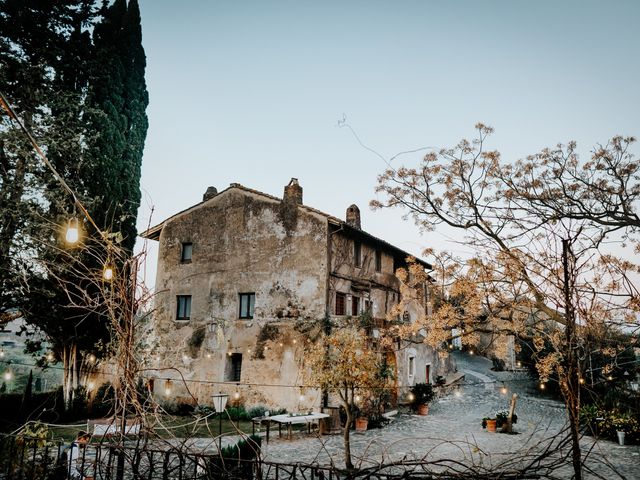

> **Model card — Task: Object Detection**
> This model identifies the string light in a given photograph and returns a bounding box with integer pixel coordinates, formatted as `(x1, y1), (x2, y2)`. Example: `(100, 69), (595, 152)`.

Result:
(65, 218), (79, 244)
(103, 265), (114, 281)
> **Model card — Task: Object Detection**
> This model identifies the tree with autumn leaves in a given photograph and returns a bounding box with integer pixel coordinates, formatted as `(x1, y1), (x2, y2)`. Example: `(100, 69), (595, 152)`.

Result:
(305, 322), (390, 471)
(373, 124), (639, 480)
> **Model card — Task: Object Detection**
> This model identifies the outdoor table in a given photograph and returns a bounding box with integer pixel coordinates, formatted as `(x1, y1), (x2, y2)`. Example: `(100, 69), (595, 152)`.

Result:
(251, 416), (274, 443)
(269, 413), (330, 440)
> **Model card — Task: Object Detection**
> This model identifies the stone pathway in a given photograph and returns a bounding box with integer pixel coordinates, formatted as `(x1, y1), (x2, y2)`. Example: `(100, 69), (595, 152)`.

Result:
(185, 352), (640, 478)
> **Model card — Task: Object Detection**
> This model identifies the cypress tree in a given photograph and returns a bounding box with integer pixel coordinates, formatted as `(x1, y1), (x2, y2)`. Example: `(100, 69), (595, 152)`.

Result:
(0, 0), (148, 407)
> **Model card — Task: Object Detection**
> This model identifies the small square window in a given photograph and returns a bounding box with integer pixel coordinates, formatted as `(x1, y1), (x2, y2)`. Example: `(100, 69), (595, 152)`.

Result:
(352, 296), (360, 316)
(176, 295), (191, 320)
(354, 242), (361, 267)
(375, 250), (382, 272)
(335, 292), (346, 316)
(181, 242), (193, 263)
(239, 293), (255, 319)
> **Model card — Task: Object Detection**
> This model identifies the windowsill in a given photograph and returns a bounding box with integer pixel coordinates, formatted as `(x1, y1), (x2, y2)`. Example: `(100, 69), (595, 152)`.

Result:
(180, 260), (192, 264)
(175, 318), (190, 322)
(239, 317), (254, 320)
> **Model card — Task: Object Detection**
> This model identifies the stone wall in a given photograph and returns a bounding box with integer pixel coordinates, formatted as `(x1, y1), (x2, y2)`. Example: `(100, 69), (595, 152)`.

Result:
(149, 187), (328, 410)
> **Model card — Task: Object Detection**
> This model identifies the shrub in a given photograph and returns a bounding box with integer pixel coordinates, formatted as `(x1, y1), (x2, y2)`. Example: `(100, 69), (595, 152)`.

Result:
(410, 383), (435, 409)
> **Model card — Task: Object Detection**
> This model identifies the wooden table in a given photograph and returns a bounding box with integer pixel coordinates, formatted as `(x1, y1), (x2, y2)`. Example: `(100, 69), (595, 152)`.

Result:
(269, 413), (330, 440)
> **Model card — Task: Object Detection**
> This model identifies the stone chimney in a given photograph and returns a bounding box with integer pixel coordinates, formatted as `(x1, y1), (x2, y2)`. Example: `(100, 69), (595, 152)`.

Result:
(202, 186), (218, 201)
(346, 204), (361, 229)
(283, 178), (303, 205)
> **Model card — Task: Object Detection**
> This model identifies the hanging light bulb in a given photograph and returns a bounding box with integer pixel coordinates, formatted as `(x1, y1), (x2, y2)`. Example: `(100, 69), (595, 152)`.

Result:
(292, 339), (297, 344)
(65, 218), (79, 244)
(234, 391), (241, 400)
(0, 350), (5, 358)
(87, 382), (95, 390)
(103, 265), (114, 281)
(3, 371), (12, 381)
(354, 395), (361, 402)
(579, 378), (585, 384)
(299, 395), (305, 402)
(454, 389), (462, 398)
(539, 383), (546, 390)
(501, 385), (508, 395)
(46, 353), (54, 362)
(407, 392), (415, 402)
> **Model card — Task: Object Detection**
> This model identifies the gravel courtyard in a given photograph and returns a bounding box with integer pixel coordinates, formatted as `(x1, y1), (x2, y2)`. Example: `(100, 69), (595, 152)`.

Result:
(255, 352), (640, 478)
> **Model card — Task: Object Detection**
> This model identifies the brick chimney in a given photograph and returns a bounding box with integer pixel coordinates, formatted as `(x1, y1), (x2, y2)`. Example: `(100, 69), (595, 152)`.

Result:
(283, 178), (303, 205)
(346, 204), (361, 229)
(202, 186), (218, 201)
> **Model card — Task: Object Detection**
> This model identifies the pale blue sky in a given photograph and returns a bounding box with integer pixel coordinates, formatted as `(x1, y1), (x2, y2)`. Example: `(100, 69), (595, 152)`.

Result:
(136, 0), (640, 286)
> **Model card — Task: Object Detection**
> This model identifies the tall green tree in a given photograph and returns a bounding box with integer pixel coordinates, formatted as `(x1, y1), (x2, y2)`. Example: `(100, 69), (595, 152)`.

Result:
(0, 0), (148, 406)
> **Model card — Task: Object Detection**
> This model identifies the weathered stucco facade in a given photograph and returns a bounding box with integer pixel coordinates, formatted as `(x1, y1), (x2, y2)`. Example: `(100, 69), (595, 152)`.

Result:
(142, 179), (451, 411)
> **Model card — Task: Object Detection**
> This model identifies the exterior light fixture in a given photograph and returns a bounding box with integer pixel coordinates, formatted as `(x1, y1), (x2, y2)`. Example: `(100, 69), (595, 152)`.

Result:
(46, 353), (54, 362)
(516, 361), (522, 368)
(212, 392), (229, 450)
(501, 385), (508, 395)
(206, 353), (212, 359)
(354, 395), (361, 402)
(469, 350), (474, 355)
(164, 388), (171, 396)
(539, 383), (546, 390)
(607, 375), (613, 381)
(88, 354), (96, 363)
(579, 378), (585, 384)
(299, 395), (305, 402)
(234, 391), (240, 400)
(0, 350), (5, 358)
(3, 371), (12, 381)
(407, 393), (415, 402)
(65, 218), (79, 244)
(292, 339), (297, 344)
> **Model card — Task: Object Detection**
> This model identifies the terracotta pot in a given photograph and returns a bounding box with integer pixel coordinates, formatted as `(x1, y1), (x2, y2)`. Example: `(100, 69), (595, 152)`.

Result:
(417, 404), (429, 416)
(355, 417), (368, 431)
(486, 419), (497, 432)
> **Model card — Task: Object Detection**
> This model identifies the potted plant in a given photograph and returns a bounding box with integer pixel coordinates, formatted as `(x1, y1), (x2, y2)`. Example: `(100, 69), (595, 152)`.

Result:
(495, 410), (517, 429)
(611, 413), (636, 446)
(484, 418), (497, 433)
(410, 383), (435, 415)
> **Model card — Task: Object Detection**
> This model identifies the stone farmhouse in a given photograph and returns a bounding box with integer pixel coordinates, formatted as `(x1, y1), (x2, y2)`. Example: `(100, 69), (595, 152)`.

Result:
(141, 179), (452, 411)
